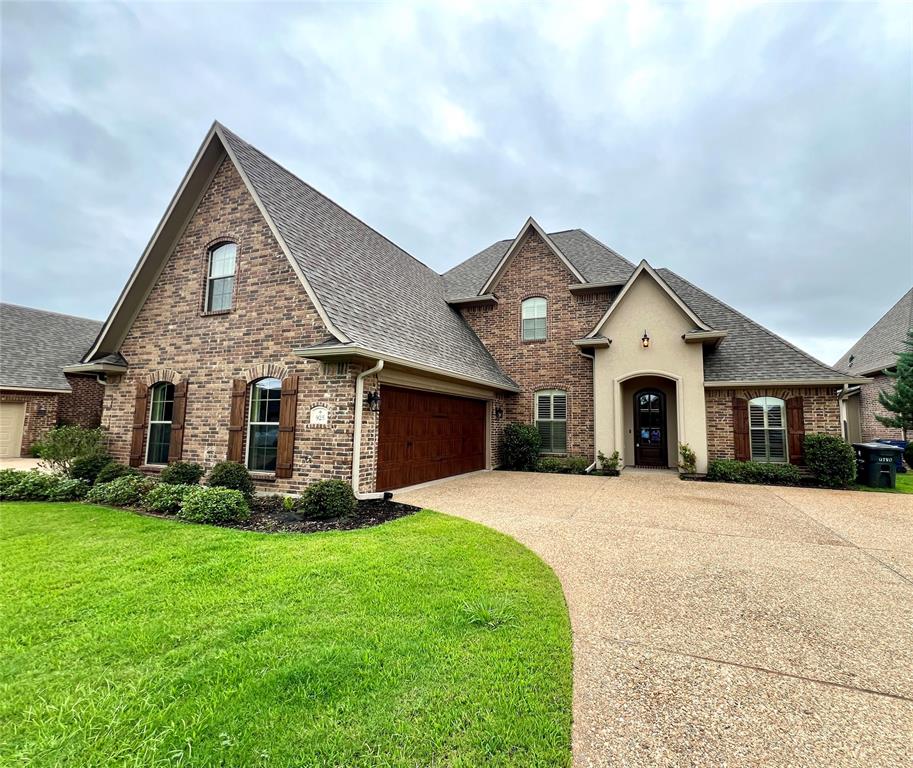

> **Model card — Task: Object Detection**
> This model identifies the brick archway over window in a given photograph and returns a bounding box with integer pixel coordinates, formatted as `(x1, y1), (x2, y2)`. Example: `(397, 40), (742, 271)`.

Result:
(143, 369), (184, 387)
(241, 363), (289, 384)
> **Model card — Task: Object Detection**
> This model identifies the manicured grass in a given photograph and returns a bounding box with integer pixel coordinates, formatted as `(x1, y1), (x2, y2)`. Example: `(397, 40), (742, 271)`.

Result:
(0, 503), (571, 767)
(853, 471), (913, 494)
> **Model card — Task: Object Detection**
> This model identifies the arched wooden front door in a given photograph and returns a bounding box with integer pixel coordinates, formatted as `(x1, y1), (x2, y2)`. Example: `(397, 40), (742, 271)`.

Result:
(634, 389), (666, 467)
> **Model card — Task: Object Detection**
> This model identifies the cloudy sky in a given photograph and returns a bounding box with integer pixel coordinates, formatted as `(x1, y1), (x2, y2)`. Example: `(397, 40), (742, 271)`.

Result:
(2, 1), (911, 365)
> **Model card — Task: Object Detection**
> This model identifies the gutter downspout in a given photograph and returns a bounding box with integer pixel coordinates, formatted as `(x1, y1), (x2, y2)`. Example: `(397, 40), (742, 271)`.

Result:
(352, 359), (385, 500)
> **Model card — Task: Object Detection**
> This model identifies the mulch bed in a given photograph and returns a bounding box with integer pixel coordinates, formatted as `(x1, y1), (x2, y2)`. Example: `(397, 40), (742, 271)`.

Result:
(237, 497), (420, 534)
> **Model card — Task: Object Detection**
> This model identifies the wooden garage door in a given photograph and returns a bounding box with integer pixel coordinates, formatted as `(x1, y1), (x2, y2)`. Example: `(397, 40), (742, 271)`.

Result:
(376, 386), (486, 491)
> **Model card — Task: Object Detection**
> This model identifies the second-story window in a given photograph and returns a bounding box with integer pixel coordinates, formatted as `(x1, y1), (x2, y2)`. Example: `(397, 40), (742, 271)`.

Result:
(521, 297), (547, 341)
(205, 242), (236, 312)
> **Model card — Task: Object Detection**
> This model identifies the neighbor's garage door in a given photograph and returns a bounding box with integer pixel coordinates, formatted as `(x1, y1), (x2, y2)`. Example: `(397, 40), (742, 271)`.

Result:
(376, 386), (486, 491)
(0, 402), (26, 458)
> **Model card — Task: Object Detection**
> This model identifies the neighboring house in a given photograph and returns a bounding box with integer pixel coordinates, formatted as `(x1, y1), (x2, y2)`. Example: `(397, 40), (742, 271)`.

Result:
(75, 123), (864, 494)
(0, 304), (106, 457)
(834, 287), (913, 442)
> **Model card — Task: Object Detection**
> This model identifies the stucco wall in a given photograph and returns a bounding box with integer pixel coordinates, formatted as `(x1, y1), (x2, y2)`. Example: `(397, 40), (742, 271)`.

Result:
(593, 271), (708, 472)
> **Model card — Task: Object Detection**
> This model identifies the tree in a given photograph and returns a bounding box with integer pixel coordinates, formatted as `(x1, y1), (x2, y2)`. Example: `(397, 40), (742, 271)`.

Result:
(876, 328), (913, 440)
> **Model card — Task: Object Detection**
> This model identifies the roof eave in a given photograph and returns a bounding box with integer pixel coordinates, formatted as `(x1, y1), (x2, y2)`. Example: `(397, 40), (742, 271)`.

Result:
(63, 362), (128, 374)
(704, 377), (871, 388)
(568, 280), (627, 295)
(0, 384), (72, 394)
(294, 344), (520, 393)
(446, 294), (499, 307)
(573, 336), (611, 348)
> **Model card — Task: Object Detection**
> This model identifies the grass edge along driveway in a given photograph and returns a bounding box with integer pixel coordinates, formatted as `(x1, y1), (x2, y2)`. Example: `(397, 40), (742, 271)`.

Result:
(0, 503), (571, 768)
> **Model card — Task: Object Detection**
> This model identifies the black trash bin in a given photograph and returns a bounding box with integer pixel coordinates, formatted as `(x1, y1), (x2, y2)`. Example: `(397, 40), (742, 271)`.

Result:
(853, 442), (903, 488)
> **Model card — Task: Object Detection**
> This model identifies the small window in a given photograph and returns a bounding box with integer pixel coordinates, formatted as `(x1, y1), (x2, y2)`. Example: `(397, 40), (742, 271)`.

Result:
(536, 390), (567, 454)
(205, 242), (236, 312)
(749, 397), (787, 463)
(246, 378), (282, 472)
(146, 382), (175, 465)
(521, 297), (547, 341)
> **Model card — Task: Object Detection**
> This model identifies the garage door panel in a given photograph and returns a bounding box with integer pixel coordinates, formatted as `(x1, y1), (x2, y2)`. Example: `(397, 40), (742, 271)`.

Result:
(377, 386), (486, 492)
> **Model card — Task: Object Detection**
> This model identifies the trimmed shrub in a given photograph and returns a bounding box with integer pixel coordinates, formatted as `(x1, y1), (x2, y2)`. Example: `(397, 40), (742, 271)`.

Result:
(178, 487), (250, 524)
(536, 456), (590, 474)
(207, 461), (255, 499)
(678, 443), (697, 474)
(0, 470), (57, 500)
(707, 459), (800, 486)
(598, 450), (620, 472)
(48, 478), (90, 501)
(536, 457), (566, 473)
(298, 479), (357, 520)
(144, 483), (195, 515)
(69, 454), (113, 485)
(500, 423), (542, 471)
(803, 433), (856, 488)
(95, 462), (140, 485)
(159, 461), (204, 486)
(86, 475), (156, 507)
(32, 426), (108, 475)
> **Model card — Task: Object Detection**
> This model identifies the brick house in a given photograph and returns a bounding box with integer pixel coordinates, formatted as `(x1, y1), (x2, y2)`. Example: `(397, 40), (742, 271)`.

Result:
(76, 123), (865, 494)
(834, 287), (912, 442)
(0, 304), (106, 457)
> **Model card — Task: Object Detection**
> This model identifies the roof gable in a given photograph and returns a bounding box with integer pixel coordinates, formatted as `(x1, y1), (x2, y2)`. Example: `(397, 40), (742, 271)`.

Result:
(834, 287), (913, 375)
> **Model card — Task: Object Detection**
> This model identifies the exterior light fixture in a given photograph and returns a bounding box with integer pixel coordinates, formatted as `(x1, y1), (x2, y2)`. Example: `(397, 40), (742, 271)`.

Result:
(494, 405), (504, 420)
(641, 330), (651, 348)
(364, 390), (380, 412)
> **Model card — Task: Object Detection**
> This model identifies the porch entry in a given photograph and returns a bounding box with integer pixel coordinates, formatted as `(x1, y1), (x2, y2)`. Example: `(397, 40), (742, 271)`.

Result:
(634, 388), (666, 467)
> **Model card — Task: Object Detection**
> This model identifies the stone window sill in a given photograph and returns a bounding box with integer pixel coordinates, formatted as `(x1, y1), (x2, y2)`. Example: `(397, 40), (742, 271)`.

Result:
(200, 309), (232, 318)
(521, 338), (547, 344)
(140, 464), (164, 474)
(250, 472), (276, 483)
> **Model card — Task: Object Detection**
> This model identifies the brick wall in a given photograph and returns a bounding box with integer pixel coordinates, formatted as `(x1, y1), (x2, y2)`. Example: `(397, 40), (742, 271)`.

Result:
(101, 157), (360, 494)
(0, 390), (58, 455)
(58, 374), (104, 428)
(859, 374), (905, 441)
(459, 230), (612, 461)
(705, 385), (841, 462)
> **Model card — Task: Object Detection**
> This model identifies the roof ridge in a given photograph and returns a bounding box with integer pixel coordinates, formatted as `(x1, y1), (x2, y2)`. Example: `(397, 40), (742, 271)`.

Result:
(217, 123), (444, 287)
(0, 302), (102, 324)
(657, 267), (842, 375)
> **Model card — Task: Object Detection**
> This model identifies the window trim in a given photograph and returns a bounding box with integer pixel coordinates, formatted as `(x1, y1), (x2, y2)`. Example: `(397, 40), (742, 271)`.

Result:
(244, 377), (282, 473)
(521, 296), (548, 342)
(144, 381), (175, 466)
(535, 389), (567, 454)
(748, 396), (788, 464)
(203, 241), (238, 314)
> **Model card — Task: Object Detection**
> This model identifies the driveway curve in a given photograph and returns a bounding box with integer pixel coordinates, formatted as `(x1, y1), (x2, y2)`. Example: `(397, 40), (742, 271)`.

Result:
(398, 469), (913, 767)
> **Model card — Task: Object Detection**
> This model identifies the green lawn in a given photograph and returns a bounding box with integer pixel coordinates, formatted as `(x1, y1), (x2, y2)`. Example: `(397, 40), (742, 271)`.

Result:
(853, 471), (913, 494)
(0, 503), (571, 768)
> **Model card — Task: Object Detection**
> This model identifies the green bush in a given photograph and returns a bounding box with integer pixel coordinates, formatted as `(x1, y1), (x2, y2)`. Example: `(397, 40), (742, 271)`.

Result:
(536, 456), (589, 474)
(707, 459), (800, 486)
(906, 442), (913, 470)
(95, 462), (140, 485)
(85, 475), (156, 507)
(678, 443), (697, 474)
(144, 483), (196, 515)
(178, 487), (250, 524)
(0, 470), (57, 500)
(536, 457), (565, 473)
(803, 434), (856, 488)
(69, 454), (113, 484)
(598, 450), (620, 472)
(48, 478), (90, 501)
(32, 426), (108, 474)
(298, 479), (357, 520)
(159, 461), (204, 486)
(500, 423), (542, 471)
(207, 461), (255, 499)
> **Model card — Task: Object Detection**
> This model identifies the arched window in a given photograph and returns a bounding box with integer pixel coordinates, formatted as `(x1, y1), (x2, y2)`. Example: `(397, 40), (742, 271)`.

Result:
(246, 377), (282, 471)
(535, 389), (567, 454)
(521, 297), (547, 341)
(749, 396), (787, 463)
(146, 382), (175, 465)
(205, 242), (237, 312)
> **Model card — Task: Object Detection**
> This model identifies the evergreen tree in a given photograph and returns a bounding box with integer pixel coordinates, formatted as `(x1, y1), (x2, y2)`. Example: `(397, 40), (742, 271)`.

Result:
(876, 328), (913, 439)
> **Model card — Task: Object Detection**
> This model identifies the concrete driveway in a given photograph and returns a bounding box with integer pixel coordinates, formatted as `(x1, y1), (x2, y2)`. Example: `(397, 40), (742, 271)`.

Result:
(398, 470), (913, 767)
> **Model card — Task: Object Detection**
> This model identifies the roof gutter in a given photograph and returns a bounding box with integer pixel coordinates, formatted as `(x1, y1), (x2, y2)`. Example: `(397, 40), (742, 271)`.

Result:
(352, 359), (385, 501)
(704, 377), (871, 388)
(293, 344), (520, 393)
(63, 362), (128, 375)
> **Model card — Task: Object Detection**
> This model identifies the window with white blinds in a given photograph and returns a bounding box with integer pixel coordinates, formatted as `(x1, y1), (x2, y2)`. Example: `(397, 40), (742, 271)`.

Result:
(748, 397), (787, 463)
(535, 390), (567, 453)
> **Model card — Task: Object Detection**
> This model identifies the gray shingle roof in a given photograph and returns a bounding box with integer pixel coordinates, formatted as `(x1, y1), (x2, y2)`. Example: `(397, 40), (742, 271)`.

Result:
(220, 126), (517, 390)
(834, 287), (913, 375)
(658, 269), (854, 382)
(442, 228), (635, 299)
(0, 303), (103, 391)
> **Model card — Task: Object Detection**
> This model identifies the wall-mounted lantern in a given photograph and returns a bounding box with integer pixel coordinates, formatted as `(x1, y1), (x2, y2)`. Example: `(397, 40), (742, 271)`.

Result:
(494, 404), (504, 420)
(641, 330), (651, 349)
(364, 390), (380, 412)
